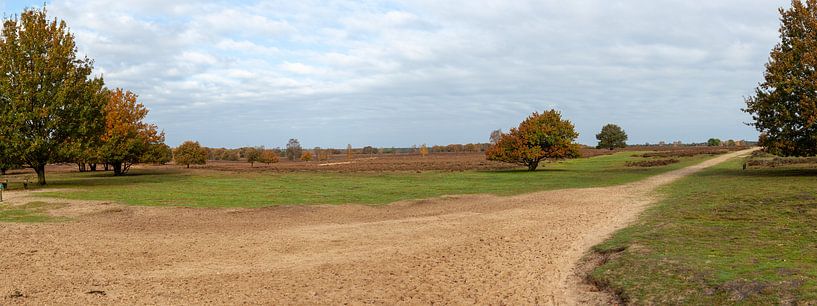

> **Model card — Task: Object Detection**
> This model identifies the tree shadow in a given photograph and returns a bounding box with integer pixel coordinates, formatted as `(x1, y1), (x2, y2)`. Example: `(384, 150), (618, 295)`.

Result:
(3, 168), (188, 191)
(481, 168), (572, 174)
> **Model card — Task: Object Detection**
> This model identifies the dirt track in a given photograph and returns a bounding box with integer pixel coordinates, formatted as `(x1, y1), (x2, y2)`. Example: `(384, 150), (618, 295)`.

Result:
(0, 149), (753, 305)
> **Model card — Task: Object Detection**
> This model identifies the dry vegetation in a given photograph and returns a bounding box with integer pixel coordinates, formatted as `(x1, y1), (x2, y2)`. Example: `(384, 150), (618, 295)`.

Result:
(625, 159), (680, 167)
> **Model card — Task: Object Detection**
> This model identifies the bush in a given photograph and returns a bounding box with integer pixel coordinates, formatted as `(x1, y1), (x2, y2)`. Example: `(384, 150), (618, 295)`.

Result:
(174, 141), (207, 168)
(626, 159), (680, 167)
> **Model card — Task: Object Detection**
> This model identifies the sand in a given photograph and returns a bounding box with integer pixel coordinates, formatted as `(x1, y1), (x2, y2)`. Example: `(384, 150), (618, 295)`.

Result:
(0, 149), (754, 305)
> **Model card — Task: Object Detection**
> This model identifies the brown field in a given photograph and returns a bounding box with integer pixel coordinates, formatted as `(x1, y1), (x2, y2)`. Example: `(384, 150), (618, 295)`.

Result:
(0, 149), (755, 304)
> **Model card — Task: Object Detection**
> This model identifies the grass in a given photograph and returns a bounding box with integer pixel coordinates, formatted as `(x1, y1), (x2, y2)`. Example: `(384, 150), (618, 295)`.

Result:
(590, 157), (817, 304)
(0, 201), (69, 223)
(28, 152), (714, 208)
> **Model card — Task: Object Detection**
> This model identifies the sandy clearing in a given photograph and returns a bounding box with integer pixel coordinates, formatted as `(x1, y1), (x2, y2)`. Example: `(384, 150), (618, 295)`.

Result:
(0, 149), (755, 305)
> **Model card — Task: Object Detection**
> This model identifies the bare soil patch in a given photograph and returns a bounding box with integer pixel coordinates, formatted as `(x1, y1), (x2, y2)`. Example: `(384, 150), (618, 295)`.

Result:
(0, 149), (754, 304)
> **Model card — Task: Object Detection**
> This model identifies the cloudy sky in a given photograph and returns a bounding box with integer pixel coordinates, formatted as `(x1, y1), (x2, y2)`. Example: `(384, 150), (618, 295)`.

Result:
(1, 0), (788, 148)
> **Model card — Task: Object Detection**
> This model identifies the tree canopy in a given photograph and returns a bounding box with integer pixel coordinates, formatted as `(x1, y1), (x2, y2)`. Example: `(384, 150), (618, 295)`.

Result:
(0, 8), (105, 184)
(745, 0), (817, 156)
(486, 110), (580, 171)
(174, 141), (207, 168)
(99, 89), (164, 175)
(595, 124), (628, 150)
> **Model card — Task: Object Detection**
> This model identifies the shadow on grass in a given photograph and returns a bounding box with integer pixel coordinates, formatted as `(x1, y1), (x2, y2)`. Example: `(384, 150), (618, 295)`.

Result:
(487, 168), (572, 174)
(2, 168), (188, 191)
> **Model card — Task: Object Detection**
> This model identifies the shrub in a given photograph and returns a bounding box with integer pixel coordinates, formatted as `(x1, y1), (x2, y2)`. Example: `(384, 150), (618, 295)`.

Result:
(626, 159), (680, 167)
(174, 141), (207, 168)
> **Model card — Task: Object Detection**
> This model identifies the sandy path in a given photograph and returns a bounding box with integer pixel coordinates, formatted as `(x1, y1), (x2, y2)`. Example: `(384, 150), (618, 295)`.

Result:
(0, 149), (753, 305)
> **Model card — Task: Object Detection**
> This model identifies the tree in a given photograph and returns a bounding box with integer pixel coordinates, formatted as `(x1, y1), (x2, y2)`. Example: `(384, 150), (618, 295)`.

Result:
(346, 144), (353, 160)
(244, 147), (262, 167)
(0, 141), (19, 175)
(726, 139), (737, 147)
(362, 146), (378, 154)
(707, 138), (722, 146)
(259, 150), (279, 165)
(419, 144), (429, 157)
(490, 129), (503, 144)
(595, 124), (628, 150)
(142, 143), (173, 165)
(286, 139), (302, 161)
(745, 0), (817, 156)
(300, 151), (313, 162)
(174, 141), (207, 168)
(99, 89), (164, 175)
(0, 8), (105, 185)
(486, 110), (580, 171)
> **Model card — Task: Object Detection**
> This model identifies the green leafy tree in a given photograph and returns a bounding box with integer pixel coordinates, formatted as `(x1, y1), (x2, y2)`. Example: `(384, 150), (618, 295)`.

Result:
(595, 124), (628, 150)
(486, 110), (580, 171)
(707, 138), (722, 146)
(745, 0), (817, 156)
(142, 143), (173, 165)
(0, 8), (105, 184)
(0, 141), (19, 175)
(174, 141), (207, 168)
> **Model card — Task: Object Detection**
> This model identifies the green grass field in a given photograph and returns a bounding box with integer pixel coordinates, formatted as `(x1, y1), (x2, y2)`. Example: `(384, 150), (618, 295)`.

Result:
(590, 157), (817, 304)
(29, 152), (710, 208)
(0, 201), (68, 222)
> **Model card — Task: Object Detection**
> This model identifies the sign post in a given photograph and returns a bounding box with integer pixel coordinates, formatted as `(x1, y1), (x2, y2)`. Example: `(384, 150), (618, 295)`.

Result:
(0, 180), (4, 202)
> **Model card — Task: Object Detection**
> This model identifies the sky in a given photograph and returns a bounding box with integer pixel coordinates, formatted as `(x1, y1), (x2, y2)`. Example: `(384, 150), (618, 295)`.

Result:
(1, 0), (790, 148)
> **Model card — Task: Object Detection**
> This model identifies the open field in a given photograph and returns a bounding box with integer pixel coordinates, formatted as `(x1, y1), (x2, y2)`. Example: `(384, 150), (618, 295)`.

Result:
(0, 151), (727, 208)
(589, 153), (817, 304)
(0, 149), (754, 304)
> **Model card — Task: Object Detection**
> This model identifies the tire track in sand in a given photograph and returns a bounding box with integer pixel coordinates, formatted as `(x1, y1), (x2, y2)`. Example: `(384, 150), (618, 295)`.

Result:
(0, 149), (755, 304)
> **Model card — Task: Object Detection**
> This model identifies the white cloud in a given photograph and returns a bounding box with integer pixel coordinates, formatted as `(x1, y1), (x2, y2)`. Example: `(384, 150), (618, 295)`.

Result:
(10, 0), (790, 147)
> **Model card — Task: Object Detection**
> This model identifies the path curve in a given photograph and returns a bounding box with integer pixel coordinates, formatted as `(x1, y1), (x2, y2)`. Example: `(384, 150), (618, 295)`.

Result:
(0, 149), (755, 304)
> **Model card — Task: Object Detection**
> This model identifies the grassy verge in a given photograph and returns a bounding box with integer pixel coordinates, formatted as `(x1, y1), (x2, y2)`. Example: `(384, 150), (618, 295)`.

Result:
(590, 157), (817, 304)
(0, 201), (69, 223)
(28, 152), (713, 208)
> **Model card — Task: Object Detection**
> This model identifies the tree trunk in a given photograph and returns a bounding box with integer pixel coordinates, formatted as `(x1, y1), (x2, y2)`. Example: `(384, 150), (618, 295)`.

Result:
(526, 160), (540, 171)
(34, 164), (47, 185)
(104, 163), (109, 171)
(112, 162), (123, 176)
(1, 168), (6, 175)
(186, 164), (190, 169)
(89, 164), (97, 171)
(78, 162), (86, 172)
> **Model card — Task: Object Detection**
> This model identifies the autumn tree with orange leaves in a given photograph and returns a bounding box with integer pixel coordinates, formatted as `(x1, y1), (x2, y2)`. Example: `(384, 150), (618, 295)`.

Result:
(99, 88), (164, 175)
(486, 110), (580, 171)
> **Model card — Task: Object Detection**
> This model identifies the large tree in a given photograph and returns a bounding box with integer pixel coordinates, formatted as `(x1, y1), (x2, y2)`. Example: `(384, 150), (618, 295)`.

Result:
(745, 0), (817, 156)
(595, 124), (628, 150)
(486, 110), (580, 171)
(0, 8), (105, 184)
(99, 89), (164, 175)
